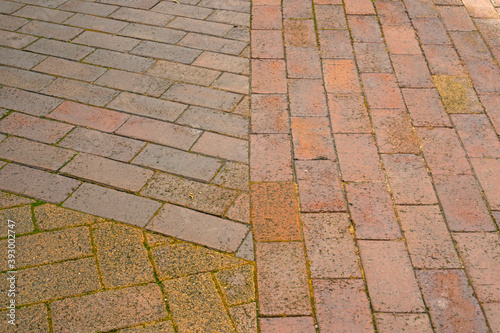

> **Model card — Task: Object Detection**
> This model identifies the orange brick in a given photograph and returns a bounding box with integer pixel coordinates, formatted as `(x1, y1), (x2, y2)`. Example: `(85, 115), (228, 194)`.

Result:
(323, 59), (361, 94)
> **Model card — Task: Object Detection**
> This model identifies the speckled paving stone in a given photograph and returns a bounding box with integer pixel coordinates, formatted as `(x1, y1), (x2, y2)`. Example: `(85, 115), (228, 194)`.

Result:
(0, 304), (49, 333)
(34, 204), (105, 230)
(215, 264), (255, 305)
(0, 205), (34, 235)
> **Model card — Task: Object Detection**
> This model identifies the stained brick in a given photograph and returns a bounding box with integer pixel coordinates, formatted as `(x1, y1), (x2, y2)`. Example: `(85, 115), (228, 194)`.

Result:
(323, 59), (361, 94)
(250, 134), (293, 181)
(119, 23), (185, 44)
(57, 127), (146, 162)
(404, 0), (438, 18)
(0, 13), (27, 30)
(450, 31), (492, 61)
(397, 205), (461, 268)
(256, 242), (312, 316)
(383, 25), (421, 54)
(371, 108), (419, 153)
(313, 279), (374, 332)
(0, 31), (36, 49)
(251, 59), (287, 93)
(375, 1), (410, 26)
(361, 73), (405, 108)
(116, 116), (201, 150)
(191, 132), (248, 163)
(95, 69), (172, 97)
(344, 0), (374, 14)
(381, 154), (437, 204)
(0, 136), (75, 171)
(359, 240), (425, 312)
(147, 60), (220, 86)
(34, 204), (104, 230)
(251, 94), (289, 134)
(466, 60), (500, 93)
(0, 112), (73, 144)
(461, 0), (497, 18)
(328, 93), (371, 133)
(193, 51), (250, 75)
(0, 304), (49, 333)
(348, 15), (383, 43)
(392, 54), (434, 88)
(484, 304), (500, 333)
(163, 83), (242, 111)
(0, 87), (62, 116)
(346, 182), (401, 239)
(433, 75), (483, 114)
(288, 79), (328, 116)
(335, 134), (384, 181)
(413, 17), (451, 44)
(417, 270), (488, 332)
(207, 9), (250, 27)
(0, 0), (23, 14)
(19, 20), (82, 41)
(401, 88), (451, 126)
(73, 31), (140, 52)
(453, 114), (500, 157)
(0, 46), (46, 70)
(0, 205), (34, 235)
(283, 0), (313, 18)
(251, 182), (300, 241)
(284, 19), (316, 47)
(83, 49), (155, 73)
(252, 29), (284, 58)
(211, 72), (249, 95)
(314, 5), (347, 29)
(422, 44), (466, 76)
(42, 78), (118, 107)
(225, 191), (249, 221)
(64, 183), (161, 227)
(470, 158), (500, 210)
(26, 38), (94, 61)
(353, 42), (392, 73)
(438, 6), (476, 31)
(34, 57), (106, 82)
(291, 117), (335, 160)
(0, 65), (55, 92)
(375, 314), (433, 333)
(148, 204), (247, 252)
(318, 30), (353, 59)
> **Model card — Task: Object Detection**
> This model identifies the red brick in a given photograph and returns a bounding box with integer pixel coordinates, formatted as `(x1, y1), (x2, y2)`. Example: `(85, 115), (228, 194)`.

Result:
(314, 5), (347, 29)
(291, 117), (335, 160)
(375, 1), (411, 26)
(383, 26), (422, 54)
(437, 6), (476, 31)
(417, 127), (472, 175)
(286, 47), (322, 78)
(466, 60), (500, 93)
(0, 112), (73, 144)
(359, 240), (425, 312)
(288, 79), (328, 116)
(392, 54), (433, 88)
(303, 213), (360, 278)
(252, 6), (282, 30)
(450, 31), (493, 61)
(284, 19), (317, 47)
(251, 30), (284, 58)
(397, 205), (461, 268)
(42, 78), (118, 107)
(256, 242), (312, 316)
(381, 154), (438, 204)
(433, 75), (484, 114)
(252, 59), (287, 93)
(318, 30), (353, 59)
(260, 317), (316, 333)
(0, 87), (62, 117)
(401, 88), (451, 126)
(313, 279), (374, 332)
(0, 164), (80, 203)
(353, 42), (393, 73)
(163, 82), (242, 111)
(192, 132), (248, 163)
(251, 182), (301, 242)
(422, 44), (466, 76)
(295, 160), (346, 212)
(328, 93), (371, 133)
(480, 93), (500, 134)
(251, 94), (289, 133)
(404, 0), (438, 18)
(346, 182), (401, 239)
(335, 134), (384, 181)
(64, 183), (161, 227)
(375, 313), (433, 333)
(484, 303), (500, 333)
(0, 136), (75, 171)
(348, 15), (383, 43)
(116, 116), (201, 150)
(51, 284), (166, 333)
(412, 17), (450, 45)
(470, 158), (500, 210)
(323, 59), (361, 94)
(434, 174), (495, 231)
(344, 0), (374, 14)
(283, 0), (313, 18)
(453, 114), (500, 157)
(250, 134), (293, 181)
(371, 108), (419, 154)
(462, 0), (498, 18)
(361, 73), (405, 108)
(417, 270), (488, 332)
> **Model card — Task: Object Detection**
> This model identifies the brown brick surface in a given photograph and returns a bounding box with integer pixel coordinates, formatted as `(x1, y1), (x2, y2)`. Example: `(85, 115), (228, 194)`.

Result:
(0, 47), (47, 70)
(335, 134), (384, 181)
(163, 82), (242, 111)
(83, 49), (155, 73)
(191, 131), (248, 163)
(328, 93), (371, 133)
(34, 204), (104, 230)
(288, 79), (328, 116)
(470, 158), (500, 210)
(353, 42), (393, 73)
(0, 66), (55, 92)
(370, 108), (419, 154)
(260, 317), (316, 333)
(95, 69), (173, 97)
(250, 134), (293, 182)
(42, 78), (118, 107)
(401, 88), (451, 126)
(375, 313), (433, 333)
(26, 38), (94, 61)
(362, 73), (405, 109)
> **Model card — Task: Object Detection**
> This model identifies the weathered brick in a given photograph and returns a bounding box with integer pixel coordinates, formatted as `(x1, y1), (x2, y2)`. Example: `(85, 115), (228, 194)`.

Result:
(198, 0), (250, 13)
(98, 0), (159, 9)
(0, 46), (46, 70)
(401, 88), (451, 126)
(353, 42), (392, 73)
(470, 158), (500, 210)
(65, 13), (127, 33)
(0, 65), (55, 92)
(180, 32), (247, 55)
(0, 30), (36, 49)
(83, 49), (155, 73)
(328, 93), (371, 133)
(26, 38), (94, 61)
(211, 72), (249, 95)
(0, 0), (23, 14)
(288, 79), (328, 116)
(283, 0), (313, 18)
(34, 204), (104, 230)
(417, 270), (488, 332)
(438, 5), (476, 31)
(252, 29), (283, 59)
(51, 284), (166, 333)
(0, 136), (75, 171)
(422, 44), (466, 76)
(314, 5), (346, 29)
(359, 240), (425, 312)
(192, 132), (248, 163)
(7, 0), (65, 7)
(0, 193), (33, 210)
(73, 31), (140, 52)
(57, 127), (146, 162)
(313, 279), (374, 332)
(381, 154), (437, 204)
(167, 16), (232, 37)
(392, 54), (433, 88)
(383, 25), (421, 54)
(346, 182), (401, 239)
(323, 59), (361, 94)
(0, 205), (34, 236)
(405, 0), (438, 18)
(42, 78), (118, 107)
(461, 0), (497, 18)
(59, 0), (118, 16)
(0, 112), (73, 144)
(225, 190), (249, 221)
(250, 134), (293, 181)
(450, 31), (493, 61)
(116, 116), (201, 150)
(484, 303), (500, 333)
(207, 9), (250, 27)
(0, 304), (49, 333)
(344, 0), (374, 14)
(453, 114), (500, 157)
(466, 60), (500, 93)
(0, 86), (61, 116)
(33, 57), (105, 82)
(148, 204), (248, 252)
(335, 134), (384, 181)
(19, 20), (82, 41)
(397, 205), (461, 268)
(413, 17), (451, 44)
(480, 93), (500, 134)
(235, 231), (254, 260)
(152, 0), (213, 19)
(348, 15), (382, 43)
(284, 19), (316, 47)
(375, 1), (410, 26)
(177, 106), (248, 139)
(252, 5), (282, 30)
(370, 108), (419, 153)
(140, 172), (237, 215)
(433, 75), (483, 113)
(260, 317), (315, 333)
(64, 183), (161, 226)
(291, 117), (335, 160)
(193, 51), (249, 74)
(163, 274), (234, 333)
(361, 73), (405, 108)
(147, 60), (220, 86)
(256, 242), (312, 316)
(251, 59), (287, 93)
(434, 174), (495, 231)
(14, 4), (71, 22)
(251, 94), (289, 134)
(108, 92), (186, 122)
(110, 7), (172, 26)
(0, 12), (27, 30)
(375, 313), (433, 333)
(318, 30), (353, 59)
(95, 69), (172, 97)
(119, 23), (184, 45)
(163, 83), (242, 111)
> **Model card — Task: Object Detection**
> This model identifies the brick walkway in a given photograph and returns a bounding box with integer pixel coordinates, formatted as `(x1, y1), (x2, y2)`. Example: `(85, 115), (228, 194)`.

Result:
(0, 0), (499, 332)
